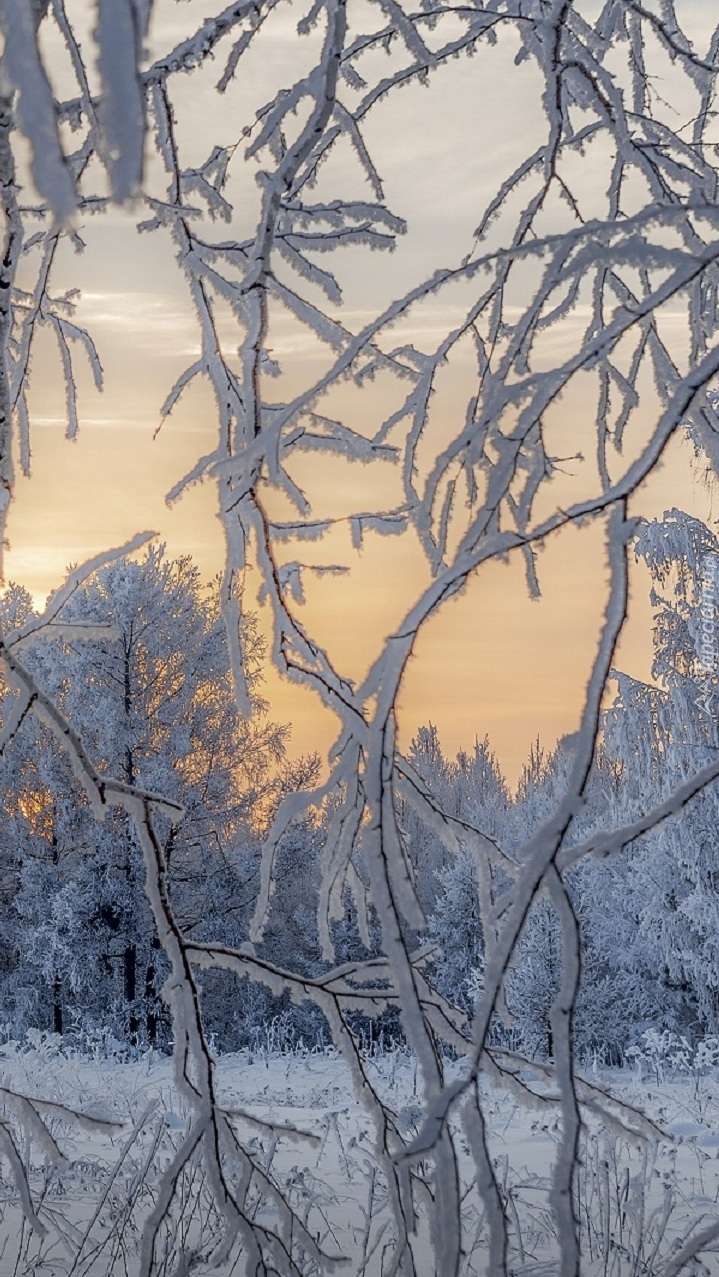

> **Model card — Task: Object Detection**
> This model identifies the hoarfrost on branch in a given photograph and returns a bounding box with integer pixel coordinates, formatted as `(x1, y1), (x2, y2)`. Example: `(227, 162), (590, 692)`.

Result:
(2, 0), (719, 1273)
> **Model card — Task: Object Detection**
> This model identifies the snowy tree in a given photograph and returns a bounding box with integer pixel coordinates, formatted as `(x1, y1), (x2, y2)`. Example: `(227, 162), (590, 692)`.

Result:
(589, 511), (719, 1042)
(7, 3), (719, 1274)
(420, 735), (509, 1013)
(429, 845), (485, 1017)
(0, 548), (297, 1048)
(503, 742), (572, 1058)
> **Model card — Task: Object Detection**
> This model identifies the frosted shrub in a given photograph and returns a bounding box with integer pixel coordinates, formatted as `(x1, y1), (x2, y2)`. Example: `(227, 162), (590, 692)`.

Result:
(693, 1037), (719, 1075)
(628, 1030), (719, 1088)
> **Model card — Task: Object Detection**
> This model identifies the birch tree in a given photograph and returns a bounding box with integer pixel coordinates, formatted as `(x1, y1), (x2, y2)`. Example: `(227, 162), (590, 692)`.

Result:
(4, 1), (719, 1274)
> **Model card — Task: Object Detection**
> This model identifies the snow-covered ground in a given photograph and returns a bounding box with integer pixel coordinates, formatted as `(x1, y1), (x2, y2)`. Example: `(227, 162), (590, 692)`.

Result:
(0, 1040), (718, 1275)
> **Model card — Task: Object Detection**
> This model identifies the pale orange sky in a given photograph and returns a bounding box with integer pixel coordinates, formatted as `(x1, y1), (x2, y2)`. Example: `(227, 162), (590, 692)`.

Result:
(6, 356), (714, 788)
(4, 1), (718, 786)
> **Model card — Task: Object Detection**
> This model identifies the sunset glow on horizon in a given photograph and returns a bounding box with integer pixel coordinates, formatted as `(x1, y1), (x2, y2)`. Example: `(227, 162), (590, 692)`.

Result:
(4, 0), (718, 786)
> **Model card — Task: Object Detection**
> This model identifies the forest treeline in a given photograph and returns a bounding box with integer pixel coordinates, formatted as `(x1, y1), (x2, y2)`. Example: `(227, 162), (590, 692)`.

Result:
(1, 508), (718, 1063)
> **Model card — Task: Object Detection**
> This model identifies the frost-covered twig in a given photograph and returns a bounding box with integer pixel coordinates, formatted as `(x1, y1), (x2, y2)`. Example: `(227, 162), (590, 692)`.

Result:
(4, 2), (719, 1272)
(399, 502), (630, 1148)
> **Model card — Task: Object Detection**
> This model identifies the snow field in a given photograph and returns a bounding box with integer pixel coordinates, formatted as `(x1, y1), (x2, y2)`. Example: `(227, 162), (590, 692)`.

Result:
(0, 1043), (717, 1274)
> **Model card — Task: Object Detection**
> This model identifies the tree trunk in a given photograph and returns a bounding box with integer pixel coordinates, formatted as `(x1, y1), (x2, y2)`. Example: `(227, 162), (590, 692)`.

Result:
(145, 935), (161, 1045)
(52, 974), (62, 1036)
(124, 942), (137, 1043)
